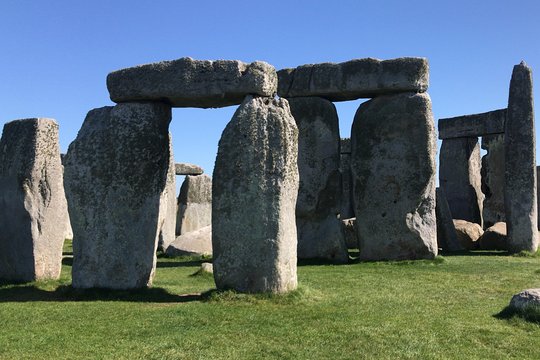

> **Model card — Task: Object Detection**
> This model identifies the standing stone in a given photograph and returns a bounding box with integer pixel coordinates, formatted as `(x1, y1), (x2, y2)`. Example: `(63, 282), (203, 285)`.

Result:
(176, 174), (212, 236)
(64, 102), (172, 289)
(435, 188), (462, 251)
(0, 119), (68, 282)
(351, 92), (437, 260)
(288, 97), (348, 263)
(340, 138), (355, 219)
(157, 134), (177, 251)
(439, 137), (484, 226)
(504, 62), (538, 253)
(481, 134), (506, 227)
(213, 95), (299, 293)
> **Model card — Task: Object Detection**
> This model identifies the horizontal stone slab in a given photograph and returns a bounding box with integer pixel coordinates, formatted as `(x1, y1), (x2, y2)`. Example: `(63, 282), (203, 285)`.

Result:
(438, 109), (506, 139)
(277, 57), (429, 101)
(107, 57), (278, 108)
(175, 163), (203, 176)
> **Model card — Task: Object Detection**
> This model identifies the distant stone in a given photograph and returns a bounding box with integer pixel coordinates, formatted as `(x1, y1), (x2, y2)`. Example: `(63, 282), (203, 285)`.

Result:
(340, 138), (354, 219)
(166, 226), (212, 256)
(438, 109), (506, 139)
(289, 97), (347, 263)
(107, 57), (277, 108)
(510, 289), (540, 311)
(435, 188), (462, 251)
(0, 118), (68, 282)
(175, 163), (204, 176)
(342, 218), (358, 249)
(213, 95), (299, 293)
(199, 262), (213, 274)
(351, 92), (438, 261)
(478, 222), (507, 251)
(277, 57), (429, 101)
(157, 134), (177, 251)
(504, 62), (538, 253)
(176, 175), (212, 235)
(64, 102), (172, 289)
(453, 220), (483, 250)
(481, 134), (506, 227)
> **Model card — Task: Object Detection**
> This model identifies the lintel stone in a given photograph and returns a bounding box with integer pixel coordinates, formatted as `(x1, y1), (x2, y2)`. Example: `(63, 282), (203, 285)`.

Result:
(175, 163), (204, 176)
(438, 109), (506, 139)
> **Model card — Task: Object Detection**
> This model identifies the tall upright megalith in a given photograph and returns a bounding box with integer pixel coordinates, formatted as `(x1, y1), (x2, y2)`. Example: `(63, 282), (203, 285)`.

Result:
(504, 62), (538, 253)
(481, 134), (506, 227)
(176, 174), (212, 236)
(64, 102), (172, 289)
(157, 134), (177, 251)
(288, 97), (348, 263)
(351, 92), (438, 260)
(213, 95), (299, 293)
(340, 138), (355, 220)
(0, 119), (68, 282)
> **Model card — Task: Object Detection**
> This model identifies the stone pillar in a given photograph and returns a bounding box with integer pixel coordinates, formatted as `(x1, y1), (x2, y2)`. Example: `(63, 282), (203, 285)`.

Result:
(435, 188), (462, 251)
(288, 97), (348, 263)
(157, 133), (177, 252)
(340, 138), (355, 220)
(213, 95), (298, 293)
(439, 137), (484, 226)
(0, 119), (68, 282)
(351, 92), (438, 261)
(481, 134), (506, 228)
(176, 174), (212, 236)
(64, 102), (172, 289)
(504, 62), (538, 253)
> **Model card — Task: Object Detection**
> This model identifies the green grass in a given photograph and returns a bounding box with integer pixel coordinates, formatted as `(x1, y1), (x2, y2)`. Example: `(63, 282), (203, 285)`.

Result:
(0, 243), (539, 359)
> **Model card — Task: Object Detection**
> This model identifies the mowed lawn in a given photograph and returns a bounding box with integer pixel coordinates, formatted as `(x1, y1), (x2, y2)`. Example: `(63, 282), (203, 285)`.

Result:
(0, 242), (539, 359)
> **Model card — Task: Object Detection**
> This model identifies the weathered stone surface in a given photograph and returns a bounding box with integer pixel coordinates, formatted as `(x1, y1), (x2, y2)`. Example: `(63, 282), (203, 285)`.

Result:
(213, 95), (299, 293)
(351, 92), (438, 261)
(342, 218), (358, 249)
(435, 188), (462, 251)
(175, 163), (204, 176)
(340, 138), (355, 219)
(439, 137), (484, 226)
(157, 134), (176, 251)
(453, 220), (483, 250)
(64, 102), (172, 289)
(278, 57), (429, 101)
(504, 62), (538, 253)
(289, 97), (347, 263)
(0, 119), (68, 282)
(166, 226), (212, 256)
(478, 222), (507, 250)
(199, 262), (213, 274)
(538, 166), (540, 230)
(438, 109), (506, 139)
(481, 134), (506, 228)
(176, 175), (212, 236)
(510, 289), (540, 310)
(107, 57), (277, 108)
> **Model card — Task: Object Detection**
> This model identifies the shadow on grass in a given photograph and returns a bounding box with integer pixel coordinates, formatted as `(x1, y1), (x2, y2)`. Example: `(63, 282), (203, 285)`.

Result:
(440, 250), (509, 257)
(157, 260), (209, 269)
(495, 305), (540, 324)
(62, 256), (73, 266)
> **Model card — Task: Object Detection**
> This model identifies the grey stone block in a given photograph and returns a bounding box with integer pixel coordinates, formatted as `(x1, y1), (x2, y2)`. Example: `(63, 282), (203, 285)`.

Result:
(481, 134), (506, 228)
(175, 163), (204, 176)
(435, 188), (462, 251)
(438, 109), (506, 139)
(176, 175), (212, 236)
(157, 133), (176, 252)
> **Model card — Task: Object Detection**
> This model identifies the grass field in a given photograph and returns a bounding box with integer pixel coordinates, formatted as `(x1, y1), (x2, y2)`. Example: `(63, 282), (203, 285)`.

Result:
(0, 242), (539, 359)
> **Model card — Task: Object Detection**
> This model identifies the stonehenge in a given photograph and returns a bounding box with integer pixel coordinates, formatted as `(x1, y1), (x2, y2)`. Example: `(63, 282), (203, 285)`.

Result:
(175, 162), (204, 176)
(176, 174), (212, 236)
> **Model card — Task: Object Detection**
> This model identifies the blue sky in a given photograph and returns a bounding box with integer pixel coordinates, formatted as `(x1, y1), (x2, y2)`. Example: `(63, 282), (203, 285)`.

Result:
(1, 1), (539, 184)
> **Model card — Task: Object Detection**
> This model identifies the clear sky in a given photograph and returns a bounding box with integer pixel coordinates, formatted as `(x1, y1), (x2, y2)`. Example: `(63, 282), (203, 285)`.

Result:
(1, 0), (539, 186)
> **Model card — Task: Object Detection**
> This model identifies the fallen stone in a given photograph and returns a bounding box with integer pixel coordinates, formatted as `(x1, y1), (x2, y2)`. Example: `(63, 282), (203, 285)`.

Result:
(175, 162), (204, 176)
(478, 222), (507, 250)
(340, 138), (354, 219)
(107, 57), (277, 108)
(176, 175), (212, 236)
(435, 188), (462, 251)
(438, 109), (506, 139)
(481, 134), (506, 228)
(199, 262), (213, 274)
(510, 289), (540, 311)
(439, 137), (484, 226)
(64, 102), (172, 289)
(157, 134), (176, 251)
(213, 95), (299, 293)
(278, 57), (429, 101)
(342, 218), (358, 249)
(351, 92), (438, 261)
(453, 219), (483, 250)
(166, 226), (212, 256)
(289, 97), (347, 263)
(0, 119), (68, 282)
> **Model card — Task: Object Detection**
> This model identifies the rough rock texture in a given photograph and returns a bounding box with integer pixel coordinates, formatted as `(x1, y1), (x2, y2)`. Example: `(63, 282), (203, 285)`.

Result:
(439, 137), (484, 226)
(478, 222), (507, 251)
(453, 220), (483, 250)
(198, 262), (213, 274)
(438, 109), (506, 139)
(481, 134), (506, 228)
(351, 92), (438, 261)
(107, 57), (277, 108)
(175, 162), (204, 176)
(0, 119), (68, 282)
(510, 289), (540, 311)
(288, 97), (347, 263)
(342, 218), (358, 249)
(213, 95), (299, 293)
(176, 175), (212, 236)
(340, 138), (355, 219)
(278, 57), (429, 101)
(166, 226), (212, 256)
(60, 154), (74, 240)
(538, 166), (540, 230)
(504, 62), (538, 253)
(157, 134), (176, 251)
(64, 102), (172, 289)
(435, 188), (462, 251)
